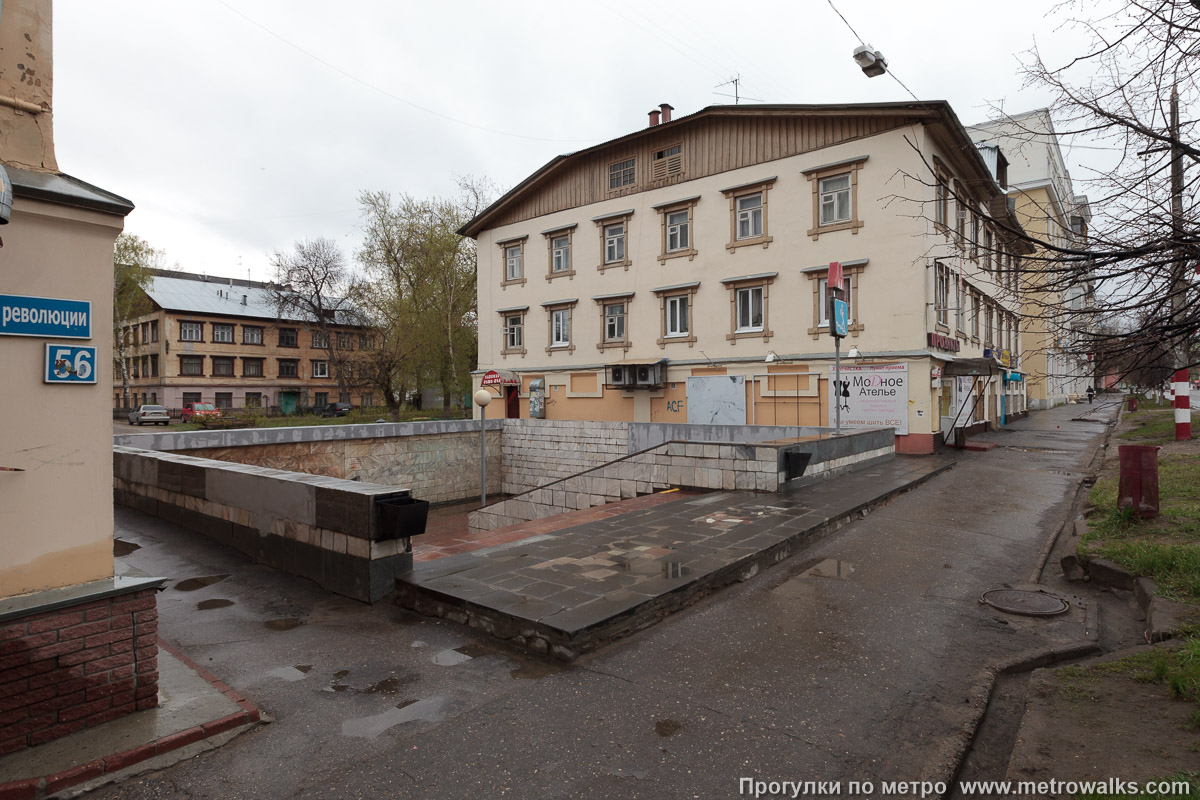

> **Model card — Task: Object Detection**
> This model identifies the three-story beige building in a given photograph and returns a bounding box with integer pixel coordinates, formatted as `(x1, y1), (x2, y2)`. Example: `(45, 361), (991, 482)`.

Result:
(464, 102), (1032, 454)
(118, 270), (375, 415)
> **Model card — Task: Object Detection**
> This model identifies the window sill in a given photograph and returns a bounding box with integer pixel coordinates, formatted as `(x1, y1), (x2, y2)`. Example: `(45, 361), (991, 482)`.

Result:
(658, 333), (697, 348)
(726, 235), (773, 252)
(597, 340), (631, 351)
(597, 260), (631, 272)
(546, 269), (576, 282)
(545, 344), (576, 355)
(658, 248), (697, 264)
(808, 219), (863, 239)
(501, 277), (527, 290)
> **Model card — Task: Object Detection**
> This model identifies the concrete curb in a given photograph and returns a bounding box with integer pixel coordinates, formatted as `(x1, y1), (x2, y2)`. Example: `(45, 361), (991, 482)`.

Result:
(0, 639), (266, 800)
(924, 641), (1102, 799)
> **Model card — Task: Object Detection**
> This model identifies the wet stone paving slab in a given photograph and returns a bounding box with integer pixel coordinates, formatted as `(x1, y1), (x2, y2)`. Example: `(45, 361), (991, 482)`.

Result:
(396, 455), (953, 659)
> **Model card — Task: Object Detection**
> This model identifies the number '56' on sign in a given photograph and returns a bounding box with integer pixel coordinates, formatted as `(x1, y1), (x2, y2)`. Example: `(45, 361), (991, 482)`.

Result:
(44, 343), (96, 384)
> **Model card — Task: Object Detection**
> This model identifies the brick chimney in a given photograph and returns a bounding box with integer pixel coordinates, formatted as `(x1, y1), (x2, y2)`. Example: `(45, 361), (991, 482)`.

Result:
(659, 103), (674, 124)
(0, 0), (57, 172)
(648, 109), (661, 127)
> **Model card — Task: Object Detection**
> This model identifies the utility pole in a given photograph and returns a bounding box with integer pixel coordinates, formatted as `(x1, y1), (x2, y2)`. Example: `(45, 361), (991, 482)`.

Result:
(1170, 86), (1192, 440)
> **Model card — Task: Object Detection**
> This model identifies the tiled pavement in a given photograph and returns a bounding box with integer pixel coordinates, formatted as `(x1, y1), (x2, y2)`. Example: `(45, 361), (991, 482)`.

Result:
(396, 454), (953, 659)
(413, 491), (698, 563)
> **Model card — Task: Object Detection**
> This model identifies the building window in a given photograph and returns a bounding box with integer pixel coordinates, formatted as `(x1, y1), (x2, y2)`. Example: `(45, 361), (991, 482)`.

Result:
(212, 357), (234, 377)
(666, 210), (689, 252)
(544, 226), (576, 280)
(736, 194), (763, 240)
(972, 294), (981, 338)
(609, 158), (636, 189)
(215, 392), (232, 410)
(955, 187), (967, 246)
(956, 272), (966, 334)
(666, 296), (689, 337)
(361, 393), (374, 407)
(182, 392), (202, 406)
(359, 334), (376, 350)
(604, 302), (626, 342)
(314, 391), (329, 408)
(819, 174), (852, 226)
(140, 322), (149, 344)
(243, 358), (264, 377)
(150, 320), (159, 342)
(984, 305), (994, 346)
(551, 309), (570, 348)
(983, 228), (994, 270)
(336, 332), (354, 350)
(935, 263), (950, 327)
(818, 276), (853, 326)
(278, 359), (299, 378)
(723, 178), (776, 251)
(497, 236), (528, 288)
(312, 330), (329, 349)
(243, 325), (263, 345)
(245, 392), (262, 408)
(736, 287), (764, 332)
(212, 324), (233, 343)
(180, 355), (204, 376)
(803, 156), (867, 239)
(935, 175), (948, 228)
(506, 315), (524, 349)
(279, 328), (298, 347)
(149, 354), (159, 377)
(313, 360), (330, 378)
(605, 223), (625, 265)
(651, 144), (683, 180)
(971, 212), (980, 260)
(180, 322), (202, 342)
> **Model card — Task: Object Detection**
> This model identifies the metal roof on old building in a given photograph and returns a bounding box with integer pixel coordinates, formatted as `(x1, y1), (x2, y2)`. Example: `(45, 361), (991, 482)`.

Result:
(143, 273), (358, 324)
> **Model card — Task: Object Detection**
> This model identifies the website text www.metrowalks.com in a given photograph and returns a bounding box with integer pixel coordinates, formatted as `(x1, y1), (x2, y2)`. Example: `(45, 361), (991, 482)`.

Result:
(739, 777), (1194, 798)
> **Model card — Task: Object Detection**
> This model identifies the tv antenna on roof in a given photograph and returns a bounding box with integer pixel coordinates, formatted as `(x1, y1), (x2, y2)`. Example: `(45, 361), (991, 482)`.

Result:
(714, 75), (761, 105)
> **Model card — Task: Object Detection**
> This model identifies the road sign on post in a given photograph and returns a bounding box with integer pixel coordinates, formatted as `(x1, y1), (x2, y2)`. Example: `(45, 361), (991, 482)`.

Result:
(832, 298), (849, 338)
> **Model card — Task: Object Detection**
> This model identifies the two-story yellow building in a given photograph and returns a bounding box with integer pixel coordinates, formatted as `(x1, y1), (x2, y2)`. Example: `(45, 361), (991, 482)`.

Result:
(463, 102), (1032, 454)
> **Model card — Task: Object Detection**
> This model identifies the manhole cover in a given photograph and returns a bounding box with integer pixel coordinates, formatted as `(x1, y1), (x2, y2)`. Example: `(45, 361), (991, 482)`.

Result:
(979, 589), (1069, 616)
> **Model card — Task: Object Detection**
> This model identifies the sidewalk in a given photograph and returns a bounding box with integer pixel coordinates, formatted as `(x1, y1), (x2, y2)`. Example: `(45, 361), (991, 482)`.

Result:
(77, 402), (1118, 799)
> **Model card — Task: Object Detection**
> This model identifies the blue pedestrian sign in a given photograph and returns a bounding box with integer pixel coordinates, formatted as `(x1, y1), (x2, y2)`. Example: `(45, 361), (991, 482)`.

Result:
(45, 343), (97, 384)
(1, 293), (91, 339)
(832, 298), (849, 338)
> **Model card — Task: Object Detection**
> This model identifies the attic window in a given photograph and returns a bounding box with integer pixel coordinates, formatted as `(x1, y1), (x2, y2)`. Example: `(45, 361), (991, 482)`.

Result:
(652, 144), (683, 180)
(609, 158), (636, 190)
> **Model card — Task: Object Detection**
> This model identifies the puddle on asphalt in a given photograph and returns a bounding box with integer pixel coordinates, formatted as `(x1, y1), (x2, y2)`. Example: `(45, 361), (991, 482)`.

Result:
(655, 719), (682, 738)
(341, 696), (449, 739)
(197, 599), (234, 610)
(798, 559), (855, 580)
(263, 617), (304, 631)
(267, 666), (310, 683)
(452, 642), (564, 680)
(326, 669), (352, 692)
(361, 677), (403, 694)
(432, 648), (473, 666)
(295, 664), (313, 673)
(174, 575), (229, 591)
(324, 668), (417, 695)
(113, 539), (141, 557)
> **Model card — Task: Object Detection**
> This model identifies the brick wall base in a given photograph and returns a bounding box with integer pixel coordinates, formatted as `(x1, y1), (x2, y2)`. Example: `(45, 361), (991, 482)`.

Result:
(895, 433), (935, 455)
(0, 588), (159, 754)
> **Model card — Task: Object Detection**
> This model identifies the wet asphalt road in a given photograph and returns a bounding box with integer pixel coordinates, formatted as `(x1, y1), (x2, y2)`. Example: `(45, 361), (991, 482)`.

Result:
(93, 401), (1119, 799)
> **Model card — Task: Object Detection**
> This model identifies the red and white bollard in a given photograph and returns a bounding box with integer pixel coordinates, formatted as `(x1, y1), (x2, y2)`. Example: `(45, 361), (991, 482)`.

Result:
(1175, 368), (1192, 441)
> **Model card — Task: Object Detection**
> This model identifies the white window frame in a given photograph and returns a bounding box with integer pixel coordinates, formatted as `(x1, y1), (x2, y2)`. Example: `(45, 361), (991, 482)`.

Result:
(551, 235), (571, 273)
(313, 360), (330, 378)
(505, 244), (523, 281)
(666, 210), (690, 252)
(180, 322), (202, 342)
(604, 302), (626, 343)
(551, 308), (571, 348)
(665, 295), (689, 338)
(604, 223), (625, 264)
(935, 264), (949, 326)
(736, 193), (763, 240)
(735, 286), (764, 332)
(818, 275), (854, 326)
(818, 174), (852, 226)
(505, 314), (523, 349)
(212, 324), (233, 343)
(243, 325), (263, 345)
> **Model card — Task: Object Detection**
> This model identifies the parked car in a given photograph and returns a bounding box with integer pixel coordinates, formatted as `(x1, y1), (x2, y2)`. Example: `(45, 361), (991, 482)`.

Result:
(182, 401), (220, 422)
(320, 402), (352, 417)
(128, 404), (170, 426)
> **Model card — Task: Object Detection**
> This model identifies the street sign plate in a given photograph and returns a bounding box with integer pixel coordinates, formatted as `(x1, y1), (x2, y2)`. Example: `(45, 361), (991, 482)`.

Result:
(832, 298), (849, 338)
(45, 343), (97, 384)
(1, 293), (91, 339)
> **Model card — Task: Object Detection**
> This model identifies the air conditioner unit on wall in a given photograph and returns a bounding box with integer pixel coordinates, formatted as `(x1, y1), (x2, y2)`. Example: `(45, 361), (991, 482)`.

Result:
(609, 366), (630, 387)
(635, 364), (661, 387)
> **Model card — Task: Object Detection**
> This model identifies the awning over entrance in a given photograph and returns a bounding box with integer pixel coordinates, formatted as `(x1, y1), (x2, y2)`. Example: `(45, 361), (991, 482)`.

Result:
(941, 356), (999, 376)
(480, 369), (520, 387)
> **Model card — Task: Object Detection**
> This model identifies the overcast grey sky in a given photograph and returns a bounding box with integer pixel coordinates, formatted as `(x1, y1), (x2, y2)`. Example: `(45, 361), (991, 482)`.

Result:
(54, 0), (1099, 282)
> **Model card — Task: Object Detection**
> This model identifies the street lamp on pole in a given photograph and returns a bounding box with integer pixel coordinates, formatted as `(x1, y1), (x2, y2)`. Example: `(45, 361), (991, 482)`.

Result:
(473, 389), (493, 508)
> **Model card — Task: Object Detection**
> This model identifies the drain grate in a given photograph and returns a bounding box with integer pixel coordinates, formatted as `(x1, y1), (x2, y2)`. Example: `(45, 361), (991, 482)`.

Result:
(979, 588), (1069, 616)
